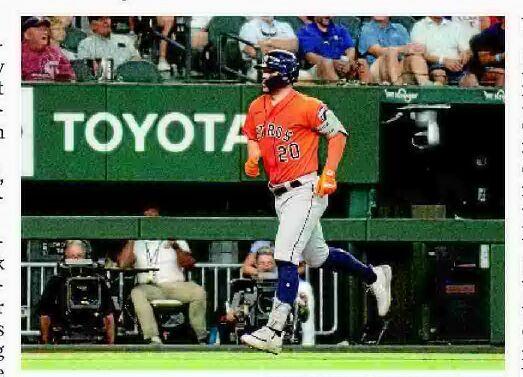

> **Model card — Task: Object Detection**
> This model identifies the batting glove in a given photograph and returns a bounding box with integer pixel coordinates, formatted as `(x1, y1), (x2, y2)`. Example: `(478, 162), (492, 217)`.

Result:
(315, 169), (337, 197)
(244, 157), (260, 178)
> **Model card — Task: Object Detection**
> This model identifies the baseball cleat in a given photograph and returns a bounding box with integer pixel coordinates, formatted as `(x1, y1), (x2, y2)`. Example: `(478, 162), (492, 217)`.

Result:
(241, 326), (283, 354)
(370, 265), (392, 317)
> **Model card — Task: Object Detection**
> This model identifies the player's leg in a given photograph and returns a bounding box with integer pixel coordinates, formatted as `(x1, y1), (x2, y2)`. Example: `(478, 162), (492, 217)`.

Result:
(297, 280), (315, 346)
(302, 223), (392, 317)
(130, 284), (165, 343)
(242, 184), (326, 352)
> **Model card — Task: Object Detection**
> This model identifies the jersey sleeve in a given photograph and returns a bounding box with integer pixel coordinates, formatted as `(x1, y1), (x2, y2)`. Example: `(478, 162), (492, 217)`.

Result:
(307, 99), (348, 138)
(241, 106), (257, 141)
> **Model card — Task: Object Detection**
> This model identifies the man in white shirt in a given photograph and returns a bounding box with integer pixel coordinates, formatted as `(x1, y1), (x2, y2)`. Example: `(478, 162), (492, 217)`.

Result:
(77, 16), (141, 69)
(118, 206), (207, 344)
(238, 17), (298, 80)
(411, 16), (477, 86)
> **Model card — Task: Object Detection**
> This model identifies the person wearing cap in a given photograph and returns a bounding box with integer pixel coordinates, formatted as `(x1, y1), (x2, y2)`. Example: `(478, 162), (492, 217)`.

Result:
(241, 241), (316, 346)
(21, 16), (76, 81)
(117, 205), (207, 345)
(77, 16), (141, 68)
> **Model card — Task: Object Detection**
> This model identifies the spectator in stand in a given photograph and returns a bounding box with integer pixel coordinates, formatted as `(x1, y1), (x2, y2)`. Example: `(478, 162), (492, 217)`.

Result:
(117, 205), (207, 344)
(410, 16), (477, 86)
(297, 16), (369, 82)
(77, 16), (141, 68)
(38, 240), (115, 344)
(48, 17), (76, 60)
(240, 241), (316, 346)
(156, 16), (175, 71)
(358, 16), (430, 85)
(470, 17), (505, 87)
(239, 17), (298, 80)
(22, 17), (76, 81)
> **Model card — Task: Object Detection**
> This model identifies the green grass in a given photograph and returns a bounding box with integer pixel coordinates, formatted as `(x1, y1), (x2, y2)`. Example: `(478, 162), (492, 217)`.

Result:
(22, 351), (504, 371)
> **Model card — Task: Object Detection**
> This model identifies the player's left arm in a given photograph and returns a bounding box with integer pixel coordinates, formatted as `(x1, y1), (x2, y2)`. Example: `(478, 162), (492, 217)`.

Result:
(312, 104), (348, 197)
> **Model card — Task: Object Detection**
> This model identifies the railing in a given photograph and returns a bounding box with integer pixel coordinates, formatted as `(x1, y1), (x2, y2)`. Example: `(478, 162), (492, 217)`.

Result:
(21, 262), (338, 338)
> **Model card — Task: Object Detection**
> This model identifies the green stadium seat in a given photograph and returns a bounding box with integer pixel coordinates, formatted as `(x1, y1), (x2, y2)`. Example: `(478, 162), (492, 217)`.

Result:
(70, 59), (95, 82)
(275, 16), (305, 33)
(61, 27), (87, 54)
(115, 60), (163, 83)
(390, 16), (417, 33)
(207, 16), (247, 49)
(332, 16), (362, 42)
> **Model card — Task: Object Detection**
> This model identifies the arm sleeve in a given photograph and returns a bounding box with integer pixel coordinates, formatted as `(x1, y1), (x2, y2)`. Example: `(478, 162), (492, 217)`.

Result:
(241, 107), (257, 140)
(410, 22), (424, 44)
(58, 53), (76, 80)
(238, 22), (257, 53)
(457, 23), (472, 52)
(397, 24), (410, 45)
(358, 24), (378, 55)
(297, 27), (316, 56)
(278, 22), (296, 39)
(308, 100), (348, 138)
(76, 39), (90, 59)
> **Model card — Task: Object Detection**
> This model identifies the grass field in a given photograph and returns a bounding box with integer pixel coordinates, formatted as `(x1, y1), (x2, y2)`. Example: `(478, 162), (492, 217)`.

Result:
(22, 345), (505, 371)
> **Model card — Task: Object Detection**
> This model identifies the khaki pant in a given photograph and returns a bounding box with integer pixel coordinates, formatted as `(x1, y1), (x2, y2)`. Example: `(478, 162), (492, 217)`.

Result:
(131, 282), (207, 341)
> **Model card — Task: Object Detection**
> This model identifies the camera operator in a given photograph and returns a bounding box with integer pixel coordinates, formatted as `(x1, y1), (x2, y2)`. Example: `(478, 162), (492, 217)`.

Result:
(38, 240), (115, 344)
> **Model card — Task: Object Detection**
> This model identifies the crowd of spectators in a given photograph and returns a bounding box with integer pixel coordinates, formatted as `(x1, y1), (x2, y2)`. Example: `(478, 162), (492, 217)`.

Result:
(21, 15), (505, 87)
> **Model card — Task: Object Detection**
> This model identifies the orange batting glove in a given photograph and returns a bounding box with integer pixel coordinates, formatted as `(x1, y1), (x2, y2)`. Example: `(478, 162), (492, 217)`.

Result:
(244, 156), (260, 178)
(315, 169), (337, 197)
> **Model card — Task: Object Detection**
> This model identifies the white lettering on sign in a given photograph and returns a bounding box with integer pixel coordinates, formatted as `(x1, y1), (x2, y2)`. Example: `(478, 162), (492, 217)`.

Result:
(123, 113), (157, 152)
(85, 112), (123, 152)
(54, 112), (85, 152)
(52, 112), (248, 153)
(194, 113), (225, 152)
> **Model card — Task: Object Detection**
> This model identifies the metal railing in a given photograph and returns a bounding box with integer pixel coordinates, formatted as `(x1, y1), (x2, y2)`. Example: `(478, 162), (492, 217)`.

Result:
(21, 262), (338, 338)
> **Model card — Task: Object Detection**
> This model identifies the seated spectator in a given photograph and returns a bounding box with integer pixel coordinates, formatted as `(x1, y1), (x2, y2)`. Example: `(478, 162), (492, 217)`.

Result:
(117, 205), (207, 344)
(470, 17), (505, 87)
(48, 17), (76, 60)
(297, 16), (369, 82)
(38, 240), (115, 344)
(358, 16), (429, 85)
(77, 16), (141, 68)
(239, 17), (298, 80)
(239, 241), (315, 346)
(22, 17), (76, 81)
(410, 16), (477, 86)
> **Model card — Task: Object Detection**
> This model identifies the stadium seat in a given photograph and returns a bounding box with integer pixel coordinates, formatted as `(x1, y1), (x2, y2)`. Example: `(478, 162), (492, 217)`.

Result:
(274, 16), (305, 33)
(114, 60), (163, 83)
(332, 16), (362, 42)
(61, 27), (87, 54)
(70, 59), (95, 82)
(390, 16), (417, 33)
(204, 16), (247, 80)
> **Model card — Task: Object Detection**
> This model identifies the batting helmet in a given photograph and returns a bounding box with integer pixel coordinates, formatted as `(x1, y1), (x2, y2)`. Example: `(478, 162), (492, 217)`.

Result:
(257, 49), (299, 92)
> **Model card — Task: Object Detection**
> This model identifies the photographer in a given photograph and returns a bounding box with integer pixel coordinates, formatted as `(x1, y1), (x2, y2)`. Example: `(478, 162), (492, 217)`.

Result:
(38, 240), (115, 344)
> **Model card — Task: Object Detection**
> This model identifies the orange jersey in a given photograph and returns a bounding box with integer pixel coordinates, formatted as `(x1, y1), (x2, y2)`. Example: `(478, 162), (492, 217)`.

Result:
(242, 89), (327, 184)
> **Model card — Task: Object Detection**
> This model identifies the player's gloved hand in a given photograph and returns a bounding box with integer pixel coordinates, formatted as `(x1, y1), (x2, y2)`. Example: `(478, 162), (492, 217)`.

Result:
(244, 156), (260, 177)
(315, 169), (337, 197)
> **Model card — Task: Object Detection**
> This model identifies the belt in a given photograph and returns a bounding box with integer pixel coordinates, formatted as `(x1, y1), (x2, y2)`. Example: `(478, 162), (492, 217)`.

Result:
(270, 180), (302, 197)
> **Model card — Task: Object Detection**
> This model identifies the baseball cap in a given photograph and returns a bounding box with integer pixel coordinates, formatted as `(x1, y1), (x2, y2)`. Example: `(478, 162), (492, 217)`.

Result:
(22, 17), (51, 33)
(250, 240), (273, 253)
(175, 240), (191, 253)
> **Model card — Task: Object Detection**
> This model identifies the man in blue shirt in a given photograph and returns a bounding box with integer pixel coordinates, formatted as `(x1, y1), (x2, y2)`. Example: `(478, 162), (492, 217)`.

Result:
(297, 16), (369, 82)
(358, 17), (429, 85)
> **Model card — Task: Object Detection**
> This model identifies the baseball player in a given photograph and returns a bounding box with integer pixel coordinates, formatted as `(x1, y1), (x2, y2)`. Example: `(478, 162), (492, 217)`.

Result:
(240, 50), (392, 354)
